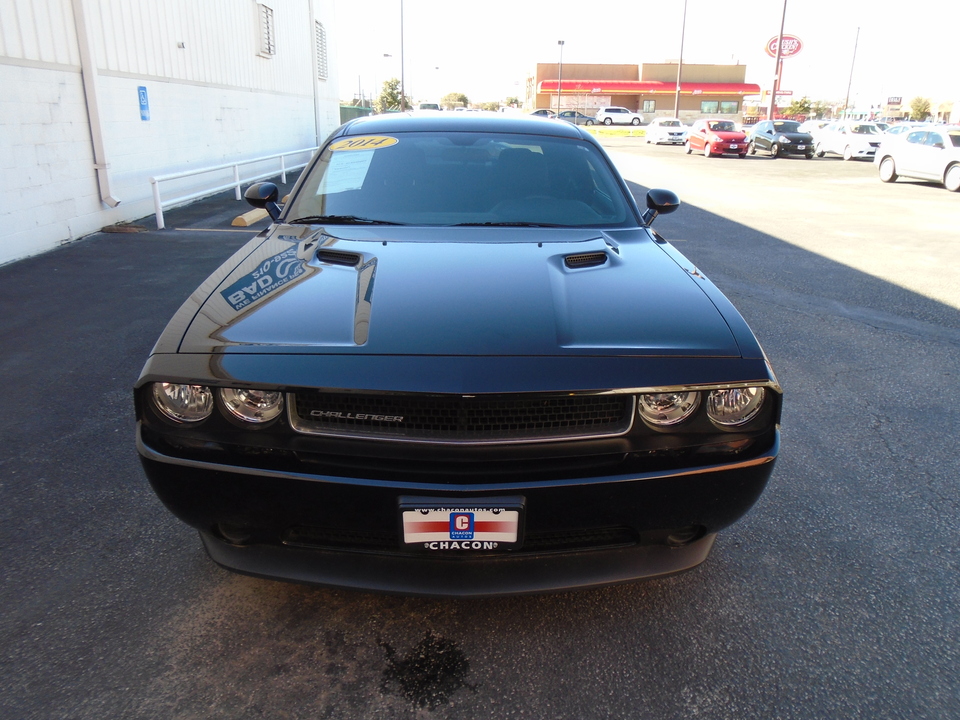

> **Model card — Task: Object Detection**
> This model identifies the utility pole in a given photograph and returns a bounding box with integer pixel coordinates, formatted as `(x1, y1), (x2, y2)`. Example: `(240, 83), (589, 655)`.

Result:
(674, 0), (687, 118)
(556, 40), (565, 116)
(843, 27), (860, 120)
(768, 0), (787, 122)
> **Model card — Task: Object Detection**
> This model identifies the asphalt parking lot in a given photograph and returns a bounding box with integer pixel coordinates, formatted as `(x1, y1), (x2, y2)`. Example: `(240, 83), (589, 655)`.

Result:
(2, 141), (959, 719)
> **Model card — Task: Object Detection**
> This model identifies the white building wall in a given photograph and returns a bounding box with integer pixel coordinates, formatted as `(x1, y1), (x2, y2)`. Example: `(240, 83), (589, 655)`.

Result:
(0, 0), (340, 267)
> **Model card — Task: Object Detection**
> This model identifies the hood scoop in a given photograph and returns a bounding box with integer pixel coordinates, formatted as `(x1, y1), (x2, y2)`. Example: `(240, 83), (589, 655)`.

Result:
(564, 251), (608, 269)
(317, 249), (362, 267)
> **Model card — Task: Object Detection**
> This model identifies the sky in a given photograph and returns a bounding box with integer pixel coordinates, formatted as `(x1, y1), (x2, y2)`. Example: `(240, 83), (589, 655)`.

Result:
(333, 0), (957, 111)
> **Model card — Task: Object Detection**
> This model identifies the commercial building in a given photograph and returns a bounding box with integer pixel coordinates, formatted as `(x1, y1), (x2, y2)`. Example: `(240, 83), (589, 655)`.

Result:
(1, 0), (340, 266)
(529, 62), (760, 123)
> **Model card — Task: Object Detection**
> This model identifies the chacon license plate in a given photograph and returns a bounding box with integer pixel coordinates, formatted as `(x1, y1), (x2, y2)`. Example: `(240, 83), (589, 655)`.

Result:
(730, 143), (739, 149)
(798, 144), (806, 150)
(399, 496), (525, 552)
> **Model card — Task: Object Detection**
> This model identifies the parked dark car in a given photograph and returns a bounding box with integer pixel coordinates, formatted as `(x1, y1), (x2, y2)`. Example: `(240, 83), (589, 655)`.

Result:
(557, 110), (596, 126)
(748, 120), (815, 159)
(136, 114), (781, 597)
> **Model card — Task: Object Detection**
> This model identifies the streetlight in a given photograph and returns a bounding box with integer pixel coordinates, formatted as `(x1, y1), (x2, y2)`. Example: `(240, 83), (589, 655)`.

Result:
(843, 27), (860, 121)
(768, 0), (787, 122)
(556, 40), (565, 116)
(399, 0), (405, 111)
(674, 0), (687, 119)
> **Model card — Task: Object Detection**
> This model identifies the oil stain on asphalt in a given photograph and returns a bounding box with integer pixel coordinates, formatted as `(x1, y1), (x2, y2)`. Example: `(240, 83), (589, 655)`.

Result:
(380, 631), (476, 709)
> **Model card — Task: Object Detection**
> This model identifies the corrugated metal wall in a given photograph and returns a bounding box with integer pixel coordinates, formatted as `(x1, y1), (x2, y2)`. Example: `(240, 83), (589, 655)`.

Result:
(1, 0), (317, 95)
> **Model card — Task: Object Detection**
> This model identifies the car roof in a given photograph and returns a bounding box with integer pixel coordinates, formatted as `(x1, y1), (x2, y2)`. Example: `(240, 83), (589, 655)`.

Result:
(337, 112), (587, 139)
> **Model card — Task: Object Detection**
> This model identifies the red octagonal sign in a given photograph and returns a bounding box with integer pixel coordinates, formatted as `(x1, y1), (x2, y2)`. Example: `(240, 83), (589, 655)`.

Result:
(765, 35), (803, 58)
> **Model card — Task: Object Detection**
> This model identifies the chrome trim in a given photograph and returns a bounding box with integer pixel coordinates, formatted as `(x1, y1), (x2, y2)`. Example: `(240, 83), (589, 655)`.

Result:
(286, 393), (637, 445)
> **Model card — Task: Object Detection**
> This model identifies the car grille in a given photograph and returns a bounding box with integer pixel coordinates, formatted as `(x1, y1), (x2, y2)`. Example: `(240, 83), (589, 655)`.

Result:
(281, 525), (638, 554)
(289, 391), (634, 444)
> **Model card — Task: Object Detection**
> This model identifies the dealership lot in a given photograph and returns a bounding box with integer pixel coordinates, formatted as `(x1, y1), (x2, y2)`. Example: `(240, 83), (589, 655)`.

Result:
(1, 141), (958, 719)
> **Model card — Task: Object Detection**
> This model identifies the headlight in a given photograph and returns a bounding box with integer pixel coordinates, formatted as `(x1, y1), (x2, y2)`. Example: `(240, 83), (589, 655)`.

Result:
(778, 135), (792, 144)
(220, 387), (284, 423)
(638, 391), (700, 426)
(152, 382), (213, 423)
(706, 387), (765, 426)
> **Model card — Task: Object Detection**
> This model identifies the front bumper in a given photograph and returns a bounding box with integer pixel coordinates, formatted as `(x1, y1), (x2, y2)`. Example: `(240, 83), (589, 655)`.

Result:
(138, 426), (779, 596)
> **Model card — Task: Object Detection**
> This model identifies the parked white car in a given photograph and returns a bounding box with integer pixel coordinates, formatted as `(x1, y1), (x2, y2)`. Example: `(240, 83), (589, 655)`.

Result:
(876, 125), (960, 191)
(645, 118), (687, 145)
(814, 121), (884, 160)
(595, 106), (644, 126)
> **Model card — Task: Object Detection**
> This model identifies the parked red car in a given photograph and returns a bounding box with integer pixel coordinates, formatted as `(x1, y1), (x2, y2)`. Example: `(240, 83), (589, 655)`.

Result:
(686, 119), (748, 158)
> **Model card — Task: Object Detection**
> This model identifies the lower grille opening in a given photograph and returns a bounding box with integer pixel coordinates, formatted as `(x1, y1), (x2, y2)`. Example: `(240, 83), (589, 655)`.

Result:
(281, 525), (639, 555)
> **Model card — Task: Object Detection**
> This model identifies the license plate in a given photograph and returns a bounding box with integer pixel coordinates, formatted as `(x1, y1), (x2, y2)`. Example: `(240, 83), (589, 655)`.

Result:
(399, 496), (524, 551)
(730, 143), (739, 149)
(797, 144), (806, 150)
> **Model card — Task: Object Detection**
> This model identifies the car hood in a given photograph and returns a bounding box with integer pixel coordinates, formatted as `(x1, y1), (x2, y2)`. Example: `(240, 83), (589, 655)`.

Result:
(170, 225), (742, 358)
(710, 131), (747, 141)
(778, 132), (814, 142)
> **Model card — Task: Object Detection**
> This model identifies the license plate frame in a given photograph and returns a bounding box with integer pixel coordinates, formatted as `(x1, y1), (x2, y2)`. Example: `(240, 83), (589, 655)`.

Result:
(398, 496), (525, 552)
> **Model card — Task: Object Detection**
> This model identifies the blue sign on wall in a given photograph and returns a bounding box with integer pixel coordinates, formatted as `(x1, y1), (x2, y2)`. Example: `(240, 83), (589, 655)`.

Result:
(138, 86), (150, 121)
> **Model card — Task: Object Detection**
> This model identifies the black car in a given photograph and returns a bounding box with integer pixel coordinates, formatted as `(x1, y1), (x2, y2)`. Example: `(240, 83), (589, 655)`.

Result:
(748, 120), (815, 158)
(136, 114), (781, 597)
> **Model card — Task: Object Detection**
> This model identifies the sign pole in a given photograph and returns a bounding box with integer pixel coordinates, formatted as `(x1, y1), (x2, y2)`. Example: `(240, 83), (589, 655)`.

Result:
(768, 0), (787, 121)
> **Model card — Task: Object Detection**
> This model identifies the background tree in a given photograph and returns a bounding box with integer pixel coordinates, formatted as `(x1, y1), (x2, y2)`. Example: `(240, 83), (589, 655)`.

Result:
(505, 96), (520, 107)
(810, 100), (831, 119)
(785, 96), (812, 117)
(479, 101), (499, 112)
(441, 92), (469, 110)
(909, 96), (931, 121)
(374, 78), (411, 113)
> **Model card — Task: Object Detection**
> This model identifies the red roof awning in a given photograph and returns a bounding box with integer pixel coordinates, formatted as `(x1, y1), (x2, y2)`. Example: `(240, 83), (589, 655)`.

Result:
(537, 79), (761, 96)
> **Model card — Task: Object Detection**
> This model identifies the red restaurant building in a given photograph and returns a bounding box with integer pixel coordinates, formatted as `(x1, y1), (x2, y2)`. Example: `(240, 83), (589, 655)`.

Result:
(528, 62), (760, 123)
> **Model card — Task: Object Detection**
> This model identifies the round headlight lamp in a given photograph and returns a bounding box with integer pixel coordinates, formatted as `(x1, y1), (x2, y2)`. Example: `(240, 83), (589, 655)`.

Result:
(638, 391), (700, 426)
(152, 382), (213, 423)
(219, 387), (284, 423)
(706, 387), (765, 426)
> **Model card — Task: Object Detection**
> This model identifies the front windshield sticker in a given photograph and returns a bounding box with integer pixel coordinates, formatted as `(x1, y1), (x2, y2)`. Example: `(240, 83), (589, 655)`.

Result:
(329, 136), (399, 152)
(318, 149), (375, 195)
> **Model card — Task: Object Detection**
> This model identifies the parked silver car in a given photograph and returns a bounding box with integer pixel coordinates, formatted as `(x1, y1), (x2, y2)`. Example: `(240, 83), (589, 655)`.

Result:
(645, 118), (687, 145)
(595, 106), (644, 126)
(876, 125), (960, 191)
(814, 121), (884, 160)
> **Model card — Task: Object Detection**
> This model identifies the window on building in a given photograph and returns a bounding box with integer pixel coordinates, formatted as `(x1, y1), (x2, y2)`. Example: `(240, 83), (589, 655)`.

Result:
(720, 101), (740, 114)
(642, 100), (655, 113)
(315, 21), (328, 80)
(258, 3), (276, 57)
(700, 101), (719, 114)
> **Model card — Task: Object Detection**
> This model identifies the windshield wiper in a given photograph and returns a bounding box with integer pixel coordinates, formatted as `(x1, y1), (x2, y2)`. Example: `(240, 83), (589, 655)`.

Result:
(288, 215), (404, 226)
(450, 221), (565, 227)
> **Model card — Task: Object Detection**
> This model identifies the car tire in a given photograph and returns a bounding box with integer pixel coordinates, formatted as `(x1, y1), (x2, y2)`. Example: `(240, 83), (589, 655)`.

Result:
(586, 119), (594, 126)
(805, 153), (814, 159)
(739, 153), (747, 159)
(770, 143), (780, 159)
(945, 164), (960, 192)
(879, 156), (898, 183)
(631, 118), (641, 126)
(704, 144), (713, 158)
(843, 145), (853, 161)
(815, 143), (825, 158)
(685, 142), (692, 155)
(603, 118), (612, 126)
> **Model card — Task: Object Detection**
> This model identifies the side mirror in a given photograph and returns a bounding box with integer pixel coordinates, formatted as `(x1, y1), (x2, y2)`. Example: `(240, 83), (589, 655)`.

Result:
(641, 188), (681, 226)
(244, 182), (281, 221)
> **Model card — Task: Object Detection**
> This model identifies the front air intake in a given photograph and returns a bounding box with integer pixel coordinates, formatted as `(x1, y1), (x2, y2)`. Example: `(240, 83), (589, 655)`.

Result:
(317, 249), (361, 266)
(564, 252), (607, 269)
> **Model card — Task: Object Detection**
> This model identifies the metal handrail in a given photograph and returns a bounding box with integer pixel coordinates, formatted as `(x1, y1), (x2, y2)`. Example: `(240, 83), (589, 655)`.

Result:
(148, 146), (318, 229)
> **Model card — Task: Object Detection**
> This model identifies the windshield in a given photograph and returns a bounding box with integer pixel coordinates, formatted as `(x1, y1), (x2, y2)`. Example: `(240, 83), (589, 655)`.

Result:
(661, 120), (681, 127)
(286, 132), (633, 227)
(850, 124), (879, 135)
(773, 121), (801, 132)
(709, 121), (736, 132)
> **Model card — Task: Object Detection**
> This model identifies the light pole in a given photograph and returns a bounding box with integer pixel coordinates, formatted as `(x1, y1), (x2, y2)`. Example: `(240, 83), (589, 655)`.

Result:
(674, 0), (687, 119)
(399, 0), (405, 111)
(556, 40), (565, 116)
(843, 27), (860, 120)
(768, 0), (787, 122)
